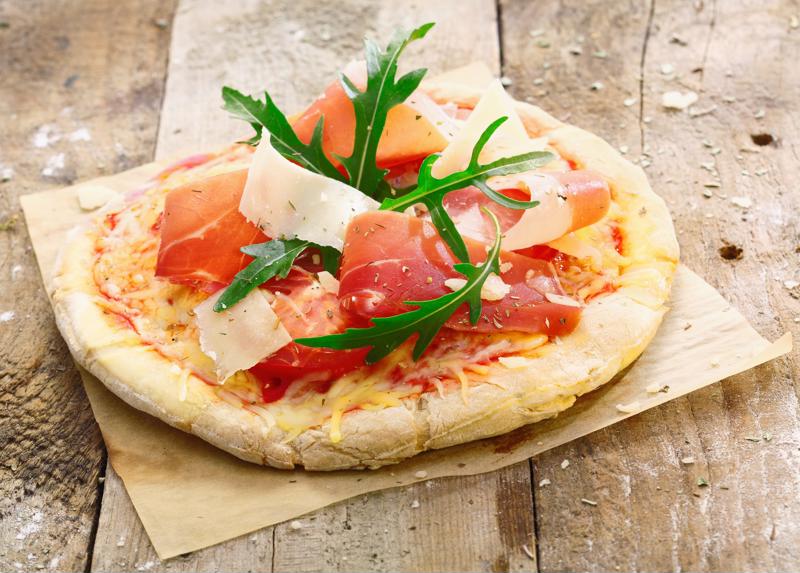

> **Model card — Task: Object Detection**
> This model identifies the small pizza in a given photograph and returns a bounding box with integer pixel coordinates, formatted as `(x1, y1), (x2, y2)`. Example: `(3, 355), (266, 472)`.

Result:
(52, 25), (678, 470)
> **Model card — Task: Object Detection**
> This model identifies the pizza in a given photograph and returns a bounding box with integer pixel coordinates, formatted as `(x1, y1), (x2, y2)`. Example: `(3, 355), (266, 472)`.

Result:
(52, 25), (678, 470)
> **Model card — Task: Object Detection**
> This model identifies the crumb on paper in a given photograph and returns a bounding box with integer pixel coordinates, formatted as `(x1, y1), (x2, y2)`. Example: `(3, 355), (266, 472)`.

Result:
(414, 470), (428, 479)
(661, 90), (698, 110)
(646, 383), (669, 394)
(539, 478), (551, 487)
(289, 520), (303, 530)
(590, 81), (604, 91)
(660, 63), (675, 75)
(616, 401), (640, 414)
(1, 165), (13, 182)
(561, 459), (570, 469)
(623, 97), (637, 107)
(710, 359), (720, 368)
(78, 185), (120, 211)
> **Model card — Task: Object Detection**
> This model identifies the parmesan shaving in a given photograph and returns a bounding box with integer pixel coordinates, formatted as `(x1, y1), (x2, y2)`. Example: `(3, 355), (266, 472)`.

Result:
(194, 289), (292, 382)
(239, 141), (379, 250)
(317, 271), (340, 294)
(444, 273), (510, 301)
(544, 292), (582, 307)
(431, 80), (529, 177)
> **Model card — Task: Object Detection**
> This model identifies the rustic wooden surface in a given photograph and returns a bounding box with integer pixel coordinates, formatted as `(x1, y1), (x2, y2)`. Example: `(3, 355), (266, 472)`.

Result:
(2, 0), (798, 571)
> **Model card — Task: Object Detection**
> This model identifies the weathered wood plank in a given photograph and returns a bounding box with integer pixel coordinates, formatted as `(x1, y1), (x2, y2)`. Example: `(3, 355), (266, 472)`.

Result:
(0, 1), (176, 571)
(501, 0), (800, 570)
(88, 0), (536, 571)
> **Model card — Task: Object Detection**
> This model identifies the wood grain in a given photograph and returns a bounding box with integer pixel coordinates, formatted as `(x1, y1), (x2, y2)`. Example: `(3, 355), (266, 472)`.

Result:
(501, 0), (800, 570)
(7, 0), (799, 570)
(90, 1), (536, 571)
(0, 1), (176, 571)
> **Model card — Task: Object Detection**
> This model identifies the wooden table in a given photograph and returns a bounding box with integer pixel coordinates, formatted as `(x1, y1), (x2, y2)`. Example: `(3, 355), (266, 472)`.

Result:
(2, 0), (798, 571)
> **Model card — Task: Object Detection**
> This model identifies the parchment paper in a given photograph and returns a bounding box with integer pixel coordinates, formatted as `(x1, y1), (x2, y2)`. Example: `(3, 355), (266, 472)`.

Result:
(21, 173), (791, 559)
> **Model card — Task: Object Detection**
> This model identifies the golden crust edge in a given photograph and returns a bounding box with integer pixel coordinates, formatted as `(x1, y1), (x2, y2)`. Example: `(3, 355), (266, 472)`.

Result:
(51, 85), (679, 471)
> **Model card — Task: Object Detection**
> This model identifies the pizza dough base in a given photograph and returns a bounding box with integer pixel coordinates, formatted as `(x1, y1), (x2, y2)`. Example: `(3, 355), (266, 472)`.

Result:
(52, 84), (679, 470)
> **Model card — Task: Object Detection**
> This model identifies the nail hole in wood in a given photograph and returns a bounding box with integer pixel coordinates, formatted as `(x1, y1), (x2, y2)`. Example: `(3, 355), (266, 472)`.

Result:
(750, 133), (775, 146)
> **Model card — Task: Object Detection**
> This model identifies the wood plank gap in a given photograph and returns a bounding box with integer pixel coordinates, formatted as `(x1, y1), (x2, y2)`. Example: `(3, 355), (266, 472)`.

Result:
(495, 0), (506, 68)
(698, 0), (718, 85)
(84, 449), (108, 573)
(638, 0), (656, 151)
(528, 458), (542, 573)
(151, 9), (180, 159)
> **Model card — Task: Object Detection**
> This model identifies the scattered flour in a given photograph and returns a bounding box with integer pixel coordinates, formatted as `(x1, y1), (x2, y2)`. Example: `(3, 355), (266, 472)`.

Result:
(42, 153), (65, 177)
(68, 127), (92, 142)
(32, 124), (61, 148)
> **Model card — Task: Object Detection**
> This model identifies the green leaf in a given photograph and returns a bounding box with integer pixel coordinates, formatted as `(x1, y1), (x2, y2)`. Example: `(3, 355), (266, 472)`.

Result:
(380, 117), (554, 262)
(336, 23), (434, 199)
(221, 86), (345, 182)
(214, 239), (341, 312)
(296, 209), (503, 364)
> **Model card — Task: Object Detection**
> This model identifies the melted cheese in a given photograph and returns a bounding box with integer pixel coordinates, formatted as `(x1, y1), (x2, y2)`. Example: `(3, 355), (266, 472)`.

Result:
(239, 141), (378, 250)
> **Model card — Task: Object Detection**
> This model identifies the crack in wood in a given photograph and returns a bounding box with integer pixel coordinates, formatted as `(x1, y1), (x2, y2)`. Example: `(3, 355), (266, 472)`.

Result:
(639, 0), (656, 152)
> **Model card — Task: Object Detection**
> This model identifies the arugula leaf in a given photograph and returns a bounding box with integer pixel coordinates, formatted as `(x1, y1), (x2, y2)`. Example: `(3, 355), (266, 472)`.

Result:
(296, 209), (503, 364)
(221, 87), (345, 182)
(213, 239), (340, 312)
(336, 22), (434, 200)
(380, 116), (554, 263)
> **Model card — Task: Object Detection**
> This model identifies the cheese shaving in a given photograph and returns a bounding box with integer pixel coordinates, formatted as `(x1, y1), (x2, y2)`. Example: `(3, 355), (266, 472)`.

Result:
(444, 273), (510, 301)
(194, 289), (292, 381)
(239, 141), (379, 250)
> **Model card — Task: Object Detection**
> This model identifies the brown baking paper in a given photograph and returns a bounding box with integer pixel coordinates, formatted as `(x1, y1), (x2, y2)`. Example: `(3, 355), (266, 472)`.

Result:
(21, 175), (791, 559)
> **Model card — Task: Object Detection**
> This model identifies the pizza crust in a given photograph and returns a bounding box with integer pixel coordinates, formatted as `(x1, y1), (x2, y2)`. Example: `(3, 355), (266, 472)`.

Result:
(52, 85), (679, 470)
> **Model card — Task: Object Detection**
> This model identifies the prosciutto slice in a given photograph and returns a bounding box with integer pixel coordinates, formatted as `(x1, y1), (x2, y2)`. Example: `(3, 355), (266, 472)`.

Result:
(338, 211), (581, 336)
(155, 169), (267, 287)
(444, 170), (611, 247)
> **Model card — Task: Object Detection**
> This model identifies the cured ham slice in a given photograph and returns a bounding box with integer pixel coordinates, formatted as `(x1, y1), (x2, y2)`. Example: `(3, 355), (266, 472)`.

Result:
(338, 211), (581, 336)
(445, 170), (611, 248)
(155, 169), (267, 287)
(248, 270), (369, 401)
(291, 61), (457, 168)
